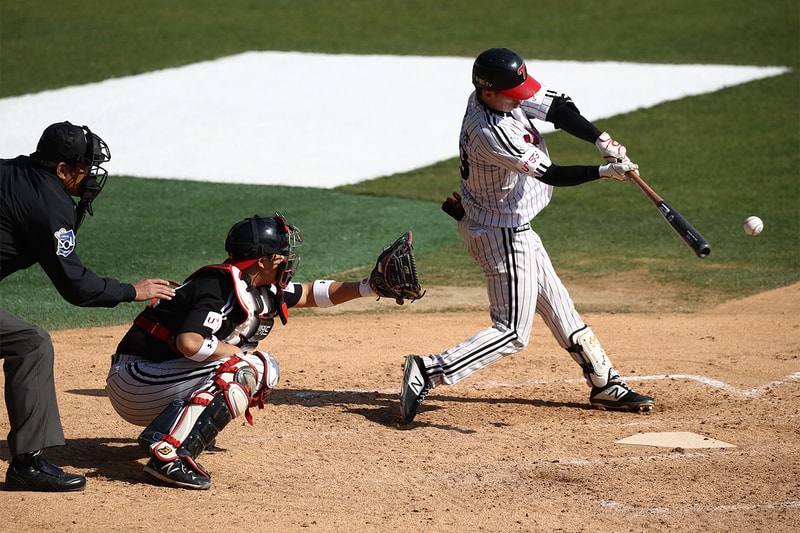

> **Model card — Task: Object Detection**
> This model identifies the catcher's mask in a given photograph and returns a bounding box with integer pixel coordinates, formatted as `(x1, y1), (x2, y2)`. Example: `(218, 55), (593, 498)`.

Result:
(32, 121), (111, 230)
(225, 212), (303, 288)
(472, 47), (541, 100)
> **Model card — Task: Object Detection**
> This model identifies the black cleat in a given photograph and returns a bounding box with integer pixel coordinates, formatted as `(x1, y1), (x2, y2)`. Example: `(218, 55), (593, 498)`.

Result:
(400, 355), (432, 422)
(144, 457), (211, 490)
(590, 379), (655, 412)
(4, 450), (86, 492)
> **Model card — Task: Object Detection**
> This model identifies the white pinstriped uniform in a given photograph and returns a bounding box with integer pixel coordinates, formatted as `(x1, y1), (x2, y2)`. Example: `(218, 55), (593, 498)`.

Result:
(106, 353), (267, 427)
(424, 88), (586, 387)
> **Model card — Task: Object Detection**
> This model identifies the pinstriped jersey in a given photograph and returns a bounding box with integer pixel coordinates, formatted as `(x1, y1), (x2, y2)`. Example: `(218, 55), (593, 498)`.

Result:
(458, 88), (562, 228)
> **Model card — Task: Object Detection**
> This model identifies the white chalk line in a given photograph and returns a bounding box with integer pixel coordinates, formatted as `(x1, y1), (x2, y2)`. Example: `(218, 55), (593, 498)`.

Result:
(321, 370), (800, 398)
(596, 498), (800, 514)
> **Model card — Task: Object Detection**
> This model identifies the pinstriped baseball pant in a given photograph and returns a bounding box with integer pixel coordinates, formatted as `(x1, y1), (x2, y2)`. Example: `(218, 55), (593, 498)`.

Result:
(425, 218), (585, 387)
(105, 352), (266, 427)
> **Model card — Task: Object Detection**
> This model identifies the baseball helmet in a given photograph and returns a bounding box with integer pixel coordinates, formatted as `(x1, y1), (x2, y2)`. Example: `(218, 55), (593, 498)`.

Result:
(225, 213), (303, 286)
(472, 48), (541, 100)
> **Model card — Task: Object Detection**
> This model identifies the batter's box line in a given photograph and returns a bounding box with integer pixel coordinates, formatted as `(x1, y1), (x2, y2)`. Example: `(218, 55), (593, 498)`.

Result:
(595, 498), (800, 515)
(469, 371), (800, 398)
(334, 372), (800, 398)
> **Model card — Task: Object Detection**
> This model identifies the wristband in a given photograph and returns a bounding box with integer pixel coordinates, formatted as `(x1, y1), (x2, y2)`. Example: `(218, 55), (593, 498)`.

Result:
(186, 335), (218, 362)
(359, 278), (375, 297)
(313, 279), (335, 308)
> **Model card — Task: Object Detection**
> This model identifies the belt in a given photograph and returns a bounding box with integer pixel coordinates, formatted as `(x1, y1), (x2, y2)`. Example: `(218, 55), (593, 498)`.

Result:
(513, 223), (531, 233)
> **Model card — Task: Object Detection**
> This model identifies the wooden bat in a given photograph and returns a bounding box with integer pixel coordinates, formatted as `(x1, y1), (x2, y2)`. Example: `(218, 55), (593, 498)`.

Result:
(626, 171), (711, 258)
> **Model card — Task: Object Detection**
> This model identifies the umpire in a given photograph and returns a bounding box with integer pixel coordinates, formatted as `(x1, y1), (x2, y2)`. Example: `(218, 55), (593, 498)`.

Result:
(0, 121), (175, 492)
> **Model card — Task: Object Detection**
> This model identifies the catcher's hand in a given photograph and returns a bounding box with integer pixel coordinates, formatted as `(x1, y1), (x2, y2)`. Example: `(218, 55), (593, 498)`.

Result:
(369, 231), (425, 305)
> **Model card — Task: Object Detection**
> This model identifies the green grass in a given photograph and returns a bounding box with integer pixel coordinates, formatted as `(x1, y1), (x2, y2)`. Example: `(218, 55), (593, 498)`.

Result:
(1, 1), (797, 329)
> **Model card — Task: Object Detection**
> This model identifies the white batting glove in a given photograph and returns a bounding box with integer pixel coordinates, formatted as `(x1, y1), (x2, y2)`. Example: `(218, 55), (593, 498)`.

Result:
(595, 132), (631, 163)
(599, 161), (638, 181)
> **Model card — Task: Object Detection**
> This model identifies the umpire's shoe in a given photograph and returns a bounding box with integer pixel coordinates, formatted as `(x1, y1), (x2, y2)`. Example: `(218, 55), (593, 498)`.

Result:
(400, 355), (432, 422)
(590, 379), (655, 412)
(4, 450), (86, 492)
(144, 456), (211, 490)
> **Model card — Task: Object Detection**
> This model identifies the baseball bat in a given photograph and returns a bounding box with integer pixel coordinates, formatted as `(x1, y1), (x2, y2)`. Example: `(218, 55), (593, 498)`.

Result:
(626, 171), (711, 258)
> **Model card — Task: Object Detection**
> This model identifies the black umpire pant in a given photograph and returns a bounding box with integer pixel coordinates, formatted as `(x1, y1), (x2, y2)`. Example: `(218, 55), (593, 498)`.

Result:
(0, 307), (65, 457)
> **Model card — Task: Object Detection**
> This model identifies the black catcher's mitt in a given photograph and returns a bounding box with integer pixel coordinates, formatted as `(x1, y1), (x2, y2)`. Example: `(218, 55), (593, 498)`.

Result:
(369, 231), (425, 305)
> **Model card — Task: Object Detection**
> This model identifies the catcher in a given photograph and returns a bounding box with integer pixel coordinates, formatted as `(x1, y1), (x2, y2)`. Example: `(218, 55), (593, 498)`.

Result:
(106, 213), (423, 490)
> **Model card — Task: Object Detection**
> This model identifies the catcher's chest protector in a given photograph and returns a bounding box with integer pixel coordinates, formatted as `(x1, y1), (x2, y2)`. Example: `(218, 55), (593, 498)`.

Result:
(187, 264), (278, 347)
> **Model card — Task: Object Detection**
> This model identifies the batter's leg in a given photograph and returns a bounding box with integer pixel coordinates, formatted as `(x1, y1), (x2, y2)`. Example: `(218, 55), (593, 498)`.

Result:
(425, 221), (537, 387)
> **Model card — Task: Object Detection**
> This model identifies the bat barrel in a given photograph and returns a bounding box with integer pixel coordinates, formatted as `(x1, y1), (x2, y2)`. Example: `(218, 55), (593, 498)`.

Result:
(658, 201), (711, 258)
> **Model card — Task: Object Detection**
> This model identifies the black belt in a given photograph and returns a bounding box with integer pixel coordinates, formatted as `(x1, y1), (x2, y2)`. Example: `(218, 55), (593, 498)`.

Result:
(513, 223), (531, 233)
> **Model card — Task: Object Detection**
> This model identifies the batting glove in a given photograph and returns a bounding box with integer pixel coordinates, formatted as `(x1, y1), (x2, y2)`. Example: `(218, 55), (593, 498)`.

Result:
(599, 161), (638, 181)
(595, 132), (631, 163)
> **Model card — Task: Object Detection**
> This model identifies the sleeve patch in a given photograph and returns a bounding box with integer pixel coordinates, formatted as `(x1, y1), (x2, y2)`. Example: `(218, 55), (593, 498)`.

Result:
(203, 311), (223, 332)
(54, 228), (76, 257)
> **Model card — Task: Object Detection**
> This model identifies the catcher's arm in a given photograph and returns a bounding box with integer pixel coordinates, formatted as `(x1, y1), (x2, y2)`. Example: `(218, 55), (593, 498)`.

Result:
(368, 231), (425, 305)
(292, 279), (373, 308)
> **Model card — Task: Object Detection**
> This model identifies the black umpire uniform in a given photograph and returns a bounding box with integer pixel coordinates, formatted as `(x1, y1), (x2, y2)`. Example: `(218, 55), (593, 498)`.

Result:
(0, 122), (135, 492)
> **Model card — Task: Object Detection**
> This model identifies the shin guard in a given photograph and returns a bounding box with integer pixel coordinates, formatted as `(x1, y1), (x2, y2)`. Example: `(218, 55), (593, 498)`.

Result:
(567, 326), (613, 388)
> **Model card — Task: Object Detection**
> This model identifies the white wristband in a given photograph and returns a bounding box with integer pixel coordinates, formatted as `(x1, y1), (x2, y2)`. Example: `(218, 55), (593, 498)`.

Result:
(313, 279), (335, 308)
(359, 278), (375, 297)
(186, 335), (218, 362)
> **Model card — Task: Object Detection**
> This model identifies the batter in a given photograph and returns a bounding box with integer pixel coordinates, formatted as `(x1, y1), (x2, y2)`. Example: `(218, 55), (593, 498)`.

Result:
(400, 47), (655, 422)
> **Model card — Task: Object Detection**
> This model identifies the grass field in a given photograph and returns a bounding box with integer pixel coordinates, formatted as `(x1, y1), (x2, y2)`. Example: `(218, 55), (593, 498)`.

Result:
(1, 1), (797, 329)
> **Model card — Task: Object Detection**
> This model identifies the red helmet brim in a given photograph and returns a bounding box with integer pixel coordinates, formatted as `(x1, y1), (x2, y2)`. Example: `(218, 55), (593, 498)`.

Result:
(498, 75), (541, 100)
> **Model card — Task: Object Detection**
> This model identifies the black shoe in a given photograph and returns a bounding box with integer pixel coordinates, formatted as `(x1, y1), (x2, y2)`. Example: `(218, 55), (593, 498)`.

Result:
(400, 355), (432, 422)
(144, 457), (211, 490)
(4, 450), (86, 492)
(590, 379), (655, 412)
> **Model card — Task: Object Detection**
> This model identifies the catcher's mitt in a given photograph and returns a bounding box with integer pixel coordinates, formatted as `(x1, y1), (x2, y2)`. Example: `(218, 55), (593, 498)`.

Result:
(369, 231), (425, 305)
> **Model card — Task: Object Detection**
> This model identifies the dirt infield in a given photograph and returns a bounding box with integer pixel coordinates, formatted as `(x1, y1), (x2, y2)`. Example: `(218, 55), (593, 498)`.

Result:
(2, 282), (799, 532)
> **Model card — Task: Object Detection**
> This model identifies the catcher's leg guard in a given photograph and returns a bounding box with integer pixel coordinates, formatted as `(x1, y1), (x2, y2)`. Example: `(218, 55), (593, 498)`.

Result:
(567, 326), (613, 388)
(138, 398), (187, 452)
(143, 355), (268, 489)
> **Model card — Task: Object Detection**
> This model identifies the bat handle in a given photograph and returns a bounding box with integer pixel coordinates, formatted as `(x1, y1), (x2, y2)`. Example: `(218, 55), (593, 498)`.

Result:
(626, 170), (663, 205)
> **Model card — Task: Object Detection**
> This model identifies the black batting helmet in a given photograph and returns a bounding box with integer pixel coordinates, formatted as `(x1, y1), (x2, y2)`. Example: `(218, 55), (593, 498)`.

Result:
(472, 48), (541, 100)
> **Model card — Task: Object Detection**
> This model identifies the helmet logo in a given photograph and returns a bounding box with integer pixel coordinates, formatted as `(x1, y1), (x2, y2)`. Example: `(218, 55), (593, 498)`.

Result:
(517, 64), (527, 79)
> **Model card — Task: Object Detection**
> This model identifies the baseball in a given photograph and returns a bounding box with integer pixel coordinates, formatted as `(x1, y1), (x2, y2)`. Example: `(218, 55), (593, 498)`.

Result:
(743, 216), (764, 236)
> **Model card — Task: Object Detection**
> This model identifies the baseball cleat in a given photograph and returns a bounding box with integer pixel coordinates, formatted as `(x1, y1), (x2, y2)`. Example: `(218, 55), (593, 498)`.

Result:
(400, 355), (432, 422)
(590, 379), (655, 412)
(144, 457), (211, 490)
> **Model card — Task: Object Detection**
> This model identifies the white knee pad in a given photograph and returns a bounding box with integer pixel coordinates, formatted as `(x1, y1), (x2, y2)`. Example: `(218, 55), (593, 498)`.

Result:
(568, 326), (612, 388)
(247, 350), (280, 394)
(225, 382), (251, 418)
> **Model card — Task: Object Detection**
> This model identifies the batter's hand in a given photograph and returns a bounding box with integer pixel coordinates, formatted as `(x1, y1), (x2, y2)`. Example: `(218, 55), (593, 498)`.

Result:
(599, 161), (638, 181)
(132, 278), (176, 302)
(595, 132), (631, 163)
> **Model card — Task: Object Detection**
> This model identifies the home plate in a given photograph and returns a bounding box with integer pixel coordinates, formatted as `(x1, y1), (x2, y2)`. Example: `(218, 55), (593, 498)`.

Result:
(615, 432), (736, 449)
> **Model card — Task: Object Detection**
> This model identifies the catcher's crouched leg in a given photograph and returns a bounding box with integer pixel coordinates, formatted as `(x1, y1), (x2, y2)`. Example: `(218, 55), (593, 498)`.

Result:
(141, 352), (279, 489)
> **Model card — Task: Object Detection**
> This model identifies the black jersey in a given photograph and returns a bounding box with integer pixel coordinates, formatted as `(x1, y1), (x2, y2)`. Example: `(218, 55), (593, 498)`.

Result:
(116, 265), (303, 362)
(0, 155), (135, 306)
